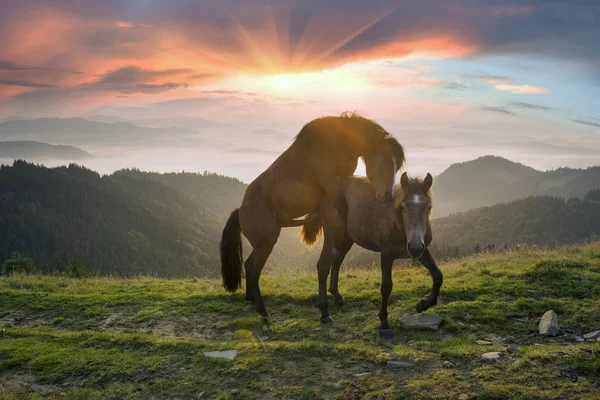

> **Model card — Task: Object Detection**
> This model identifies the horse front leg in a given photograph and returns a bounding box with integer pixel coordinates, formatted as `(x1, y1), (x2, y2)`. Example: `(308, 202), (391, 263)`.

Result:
(377, 252), (394, 339)
(416, 248), (443, 313)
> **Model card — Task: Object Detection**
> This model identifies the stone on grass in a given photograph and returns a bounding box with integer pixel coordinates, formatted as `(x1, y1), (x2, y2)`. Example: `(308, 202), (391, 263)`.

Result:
(387, 361), (413, 368)
(481, 352), (501, 363)
(442, 360), (455, 368)
(476, 340), (493, 345)
(400, 313), (443, 331)
(354, 372), (370, 378)
(538, 310), (559, 336)
(507, 344), (520, 353)
(512, 317), (529, 323)
(583, 330), (600, 340)
(202, 350), (238, 360)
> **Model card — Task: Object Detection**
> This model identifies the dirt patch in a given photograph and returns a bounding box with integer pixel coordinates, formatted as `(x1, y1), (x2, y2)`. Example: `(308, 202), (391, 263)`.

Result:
(0, 311), (51, 328)
(0, 369), (62, 396)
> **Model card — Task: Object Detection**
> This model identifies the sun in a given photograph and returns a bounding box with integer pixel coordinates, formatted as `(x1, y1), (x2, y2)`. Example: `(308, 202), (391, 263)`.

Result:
(268, 75), (294, 89)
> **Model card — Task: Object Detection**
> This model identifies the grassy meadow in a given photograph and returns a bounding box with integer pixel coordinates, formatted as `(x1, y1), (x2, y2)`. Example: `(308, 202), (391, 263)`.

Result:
(1, 244), (600, 399)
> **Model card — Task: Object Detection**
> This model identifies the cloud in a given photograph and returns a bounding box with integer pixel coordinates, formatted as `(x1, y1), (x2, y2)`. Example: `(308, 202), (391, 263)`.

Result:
(572, 119), (600, 129)
(0, 60), (82, 75)
(200, 90), (241, 95)
(481, 106), (517, 116)
(454, 73), (515, 85)
(0, 80), (56, 88)
(494, 84), (548, 94)
(375, 77), (443, 88)
(510, 102), (553, 111)
(443, 81), (471, 90)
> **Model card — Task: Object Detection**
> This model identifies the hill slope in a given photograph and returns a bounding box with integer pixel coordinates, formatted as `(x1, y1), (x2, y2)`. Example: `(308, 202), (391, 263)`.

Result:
(0, 161), (221, 276)
(0, 141), (91, 161)
(0, 117), (201, 148)
(432, 193), (600, 256)
(1, 244), (599, 399)
(434, 156), (600, 216)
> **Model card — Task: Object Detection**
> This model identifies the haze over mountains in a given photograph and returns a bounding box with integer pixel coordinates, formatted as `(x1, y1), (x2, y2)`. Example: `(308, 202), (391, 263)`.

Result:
(433, 156), (600, 216)
(0, 141), (90, 161)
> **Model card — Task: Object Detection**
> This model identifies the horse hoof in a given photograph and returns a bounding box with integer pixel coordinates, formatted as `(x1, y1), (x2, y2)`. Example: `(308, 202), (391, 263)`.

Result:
(377, 328), (393, 339)
(320, 316), (334, 324)
(335, 297), (347, 307)
(416, 299), (429, 313)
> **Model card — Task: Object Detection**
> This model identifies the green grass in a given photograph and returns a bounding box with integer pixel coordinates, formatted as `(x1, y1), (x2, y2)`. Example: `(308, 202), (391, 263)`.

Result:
(1, 244), (600, 399)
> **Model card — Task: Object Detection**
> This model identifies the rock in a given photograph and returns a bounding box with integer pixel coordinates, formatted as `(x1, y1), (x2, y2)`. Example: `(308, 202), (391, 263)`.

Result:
(354, 372), (370, 378)
(481, 352), (501, 363)
(231, 389), (239, 395)
(538, 310), (559, 336)
(583, 330), (600, 340)
(332, 385), (345, 390)
(476, 340), (493, 345)
(387, 361), (413, 368)
(512, 317), (529, 323)
(202, 350), (238, 360)
(575, 336), (585, 343)
(458, 394), (469, 400)
(442, 360), (455, 368)
(507, 344), (520, 353)
(400, 313), (443, 331)
(577, 376), (587, 383)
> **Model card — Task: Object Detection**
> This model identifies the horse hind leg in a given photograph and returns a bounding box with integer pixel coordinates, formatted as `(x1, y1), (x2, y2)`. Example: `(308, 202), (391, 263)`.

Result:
(328, 241), (352, 306)
(317, 237), (334, 323)
(247, 244), (274, 323)
(244, 252), (254, 301)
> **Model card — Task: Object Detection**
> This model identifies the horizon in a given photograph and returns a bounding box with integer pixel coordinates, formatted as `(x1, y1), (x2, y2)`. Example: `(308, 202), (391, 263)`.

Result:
(1, 1), (600, 181)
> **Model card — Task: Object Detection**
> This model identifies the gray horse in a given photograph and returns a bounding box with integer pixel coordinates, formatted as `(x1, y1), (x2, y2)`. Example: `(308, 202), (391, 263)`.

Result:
(303, 173), (443, 337)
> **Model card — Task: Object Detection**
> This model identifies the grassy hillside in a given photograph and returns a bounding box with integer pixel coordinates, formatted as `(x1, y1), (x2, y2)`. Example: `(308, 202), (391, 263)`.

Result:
(1, 244), (599, 399)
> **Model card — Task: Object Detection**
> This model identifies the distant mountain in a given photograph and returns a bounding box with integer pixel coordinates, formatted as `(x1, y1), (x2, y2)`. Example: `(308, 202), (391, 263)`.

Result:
(84, 115), (227, 130)
(0, 118), (202, 149)
(433, 156), (600, 216)
(0, 141), (91, 161)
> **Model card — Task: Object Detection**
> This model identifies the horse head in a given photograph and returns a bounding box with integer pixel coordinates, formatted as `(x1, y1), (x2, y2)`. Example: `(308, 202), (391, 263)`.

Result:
(394, 172), (433, 258)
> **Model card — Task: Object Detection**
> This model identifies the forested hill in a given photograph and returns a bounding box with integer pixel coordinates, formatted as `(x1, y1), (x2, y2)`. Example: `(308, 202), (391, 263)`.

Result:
(111, 169), (246, 218)
(0, 161), (223, 277)
(432, 193), (600, 257)
(433, 156), (600, 216)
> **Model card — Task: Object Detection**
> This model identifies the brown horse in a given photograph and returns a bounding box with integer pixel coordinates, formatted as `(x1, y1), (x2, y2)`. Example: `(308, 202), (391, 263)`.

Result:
(220, 112), (405, 322)
(308, 173), (442, 335)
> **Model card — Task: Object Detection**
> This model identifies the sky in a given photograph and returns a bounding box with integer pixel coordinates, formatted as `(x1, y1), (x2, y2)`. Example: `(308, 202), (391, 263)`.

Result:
(1, 0), (599, 181)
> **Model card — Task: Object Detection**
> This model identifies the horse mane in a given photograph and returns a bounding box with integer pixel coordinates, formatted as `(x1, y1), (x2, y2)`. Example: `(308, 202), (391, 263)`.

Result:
(393, 177), (433, 209)
(294, 111), (405, 167)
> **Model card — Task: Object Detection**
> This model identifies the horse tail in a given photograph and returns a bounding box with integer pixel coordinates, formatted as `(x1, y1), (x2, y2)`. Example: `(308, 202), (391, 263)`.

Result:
(220, 208), (243, 292)
(300, 213), (322, 247)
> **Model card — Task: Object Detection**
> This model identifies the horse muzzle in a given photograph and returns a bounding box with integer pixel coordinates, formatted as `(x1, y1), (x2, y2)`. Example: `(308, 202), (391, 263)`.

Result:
(407, 241), (425, 258)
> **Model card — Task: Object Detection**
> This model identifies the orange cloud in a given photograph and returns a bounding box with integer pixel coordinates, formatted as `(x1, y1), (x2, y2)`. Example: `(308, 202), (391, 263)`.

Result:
(495, 84), (548, 94)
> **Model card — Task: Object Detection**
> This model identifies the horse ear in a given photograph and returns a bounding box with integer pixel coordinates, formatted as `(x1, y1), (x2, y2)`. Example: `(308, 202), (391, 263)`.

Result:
(424, 173), (433, 188)
(400, 172), (409, 188)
